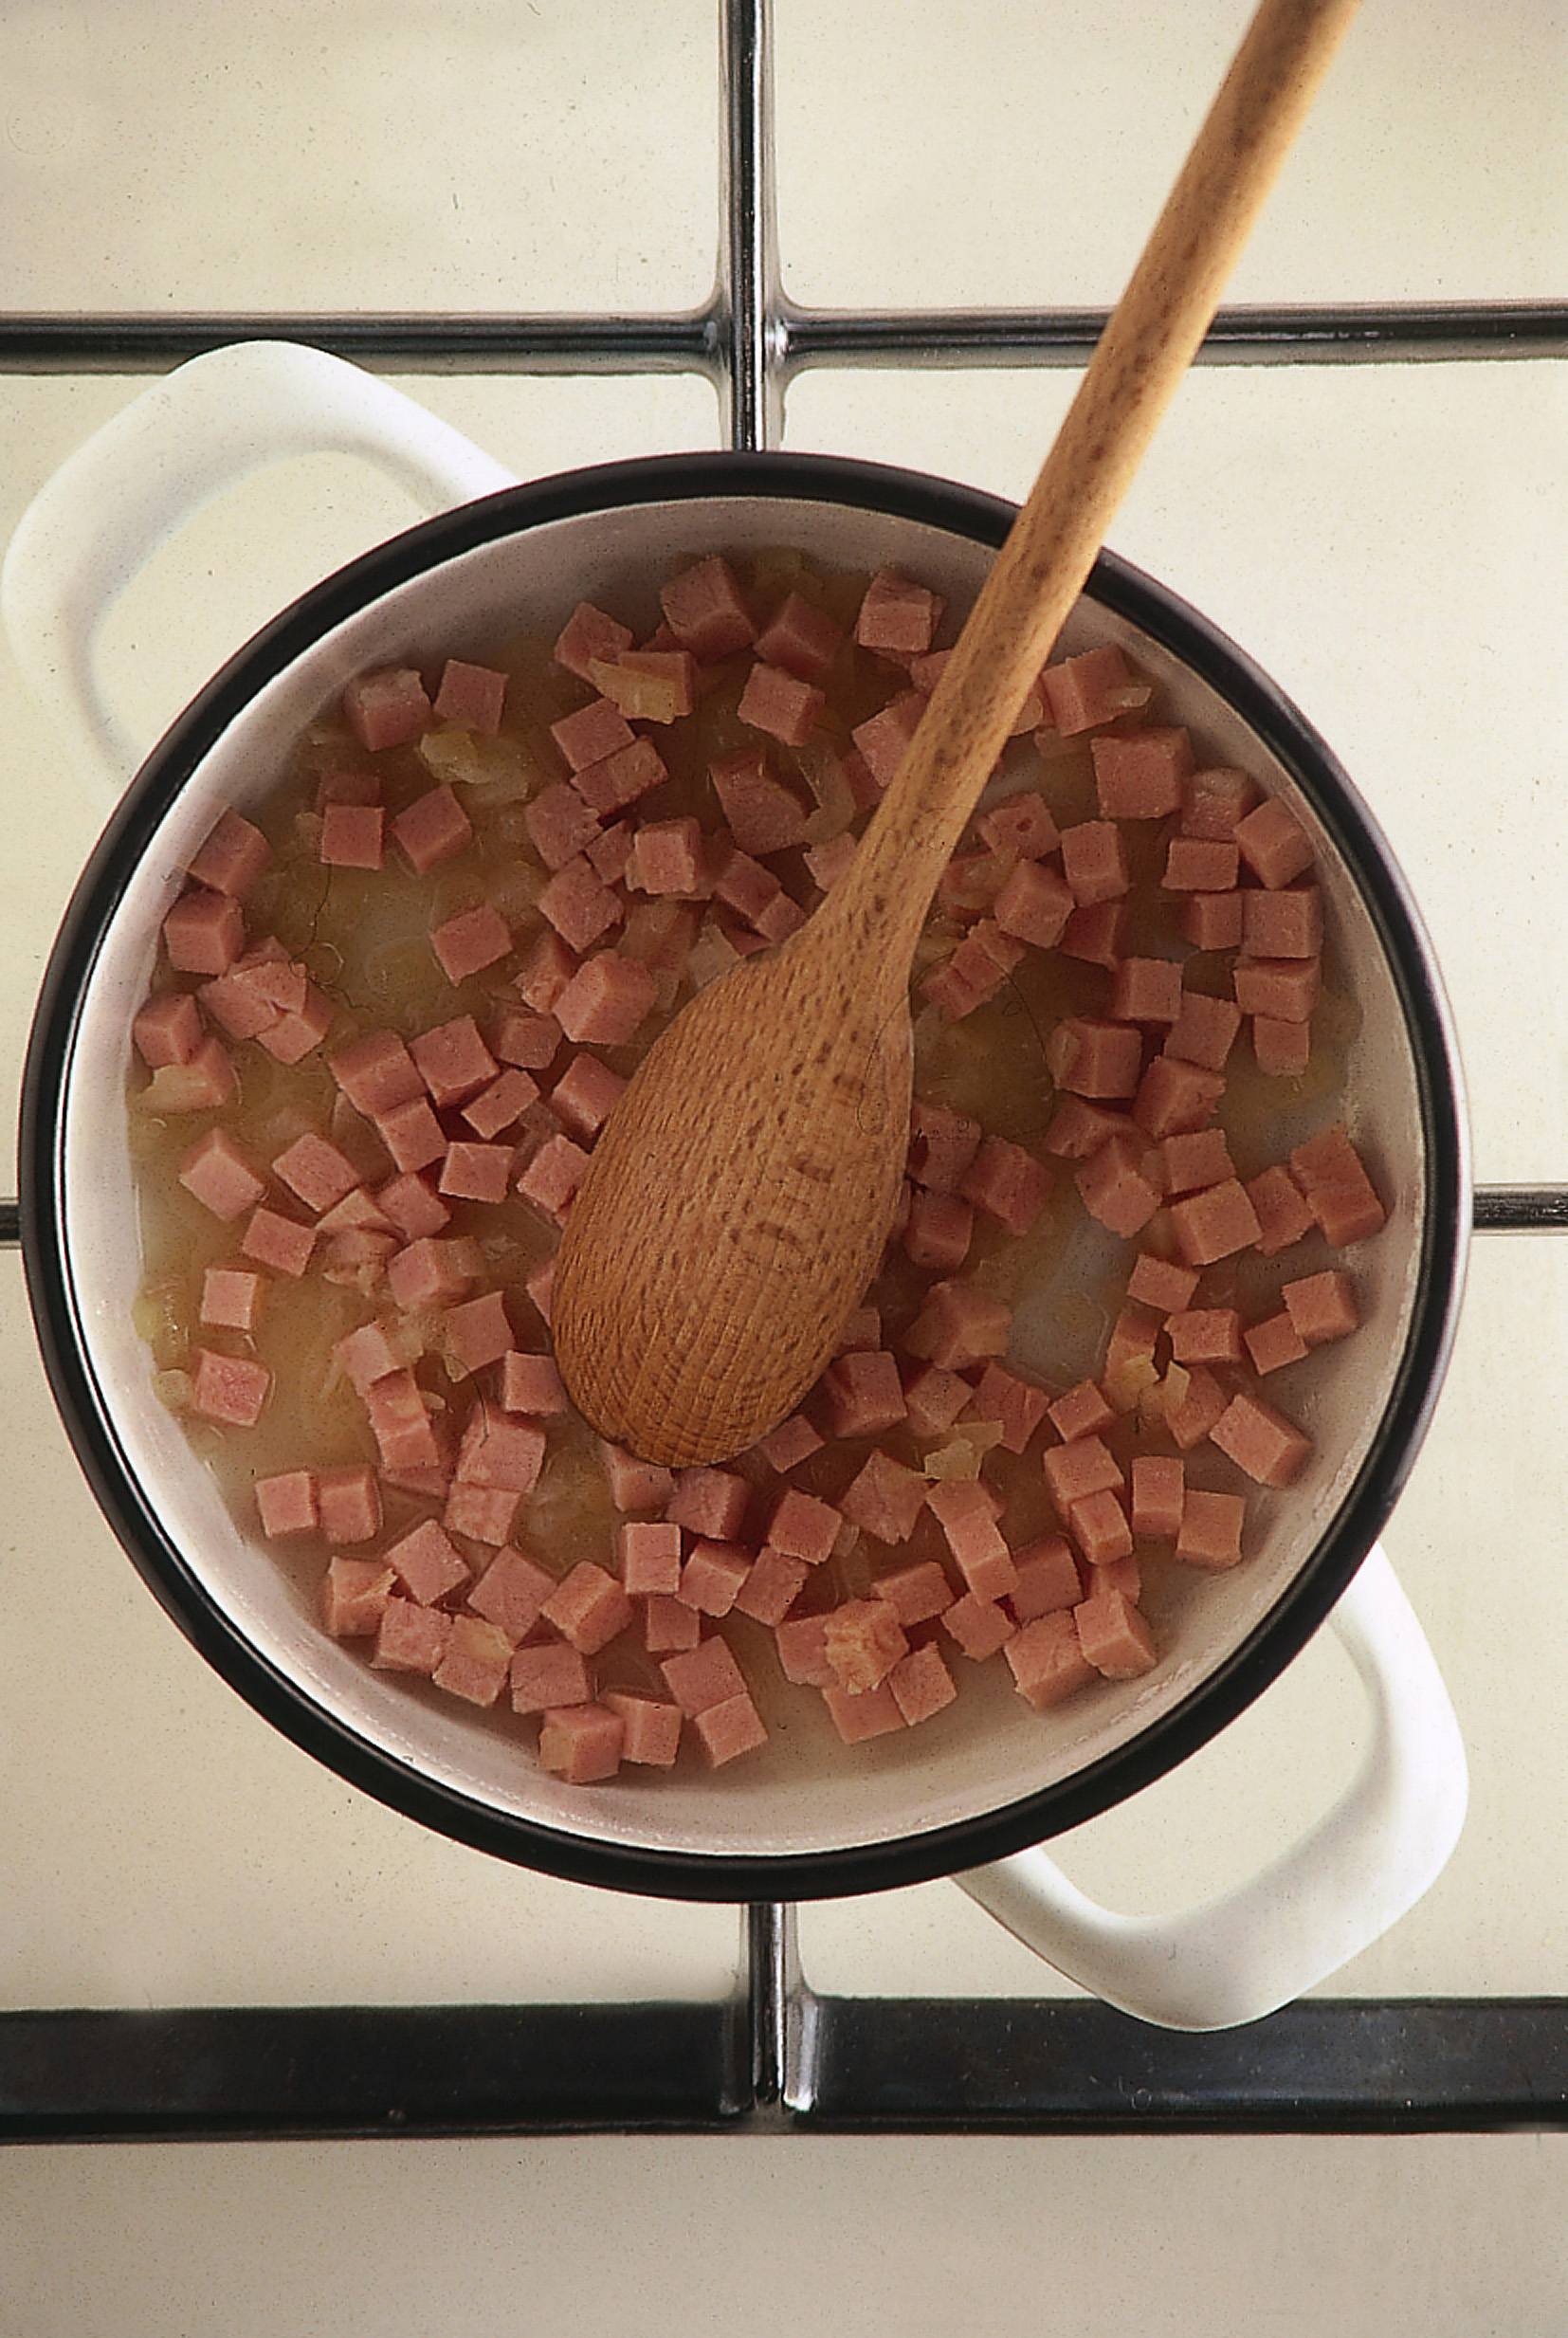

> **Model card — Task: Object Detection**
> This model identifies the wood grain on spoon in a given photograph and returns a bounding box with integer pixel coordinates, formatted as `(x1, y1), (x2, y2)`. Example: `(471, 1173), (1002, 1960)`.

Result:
(551, 0), (1361, 1467)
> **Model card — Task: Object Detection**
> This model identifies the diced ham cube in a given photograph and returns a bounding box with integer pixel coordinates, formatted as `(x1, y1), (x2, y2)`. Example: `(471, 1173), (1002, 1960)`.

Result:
(908, 1102), (983, 1193)
(856, 566), (942, 656)
(319, 802), (385, 870)
(839, 1449), (929, 1545)
(820, 1681), (905, 1744)
(660, 1634), (749, 1716)
(178, 1127), (265, 1222)
(599, 1440), (675, 1515)
(188, 807), (272, 900)
(1160, 1127), (1236, 1195)
(553, 949), (656, 1047)
(386, 1518), (468, 1606)
(692, 1691), (769, 1765)
(553, 600), (634, 684)
(443, 1289), (514, 1373)
(1283, 1269), (1359, 1346)
(1253, 1014), (1313, 1078)
(255, 1469), (318, 1539)
(926, 1477), (1017, 1602)
(430, 1613), (514, 1707)
(1008, 1533), (1083, 1620)
(1130, 1455), (1186, 1542)
(626, 815), (706, 899)
(1289, 1123), (1386, 1245)
(1243, 885), (1322, 959)
(1067, 1487), (1134, 1567)
(541, 1560), (633, 1654)
(1245, 1309), (1309, 1376)
(732, 1546), (811, 1627)
(375, 1171), (450, 1242)
(200, 1264), (265, 1333)
(330, 1030), (426, 1118)
(454, 1402), (546, 1494)
(665, 1466), (751, 1541)
(679, 1539), (753, 1617)
(410, 1014), (498, 1107)
(1211, 1391), (1314, 1487)
(1091, 726), (1193, 819)
(538, 855), (624, 954)
(462, 1067), (539, 1141)
(1247, 1162), (1318, 1256)
(823, 1598), (910, 1693)
(498, 1349), (568, 1416)
(430, 903), (512, 986)
(1047, 1015), (1143, 1099)
(317, 1465), (381, 1546)
(320, 1556), (395, 1638)
(572, 736), (668, 817)
(374, 1095), (447, 1175)
(372, 1598), (451, 1674)
(538, 1704), (625, 1783)
(886, 1643), (957, 1727)
(433, 657), (507, 735)
(1164, 990), (1242, 1072)
(344, 666), (431, 752)
(1162, 1362), (1230, 1452)
(618, 1519), (684, 1598)
(1168, 1307), (1246, 1366)
(602, 1690), (682, 1767)
(1169, 1177), (1264, 1268)
(1041, 1433), (1122, 1511)
(1183, 766), (1260, 839)
(820, 1347), (906, 1439)
(902, 1363), (971, 1440)
(271, 1131), (361, 1214)
(1043, 1096), (1137, 1160)
(737, 659), (826, 747)
(163, 887), (246, 976)
(774, 1614), (834, 1686)
(1234, 956), (1321, 1025)
(709, 747), (811, 854)
(439, 1142), (514, 1206)
(1060, 820), (1129, 905)
(516, 1132), (591, 1225)
(1048, 1380), (1117, 1445)
(1235, 796), (1314, 888)
(1074, 1586), (1157, 1677)
(1041, 644), (1134, 734)
(365, 1369), (445, 1474)
(872, 1559), (956, 1628)
(392, 784), (473, 876)
(1163, 837), (1240, 892)
(190, 1347), (271, 1428)
(132, 990), (204, 1069)
(523, 779), (603, 873)
(1182, 890), (1246, 952)
(1004, 1610), (1097, 1708)
(768, 1487), (842, 1567)
(468, 1545), (555, 1642)
(964, 1360), (1049, 1454)
(903, 1279), (1012, 1372)
(550, 695), (636, 775)
(755, 591), (842, 681)
(510, 1641), (593, 1714)
(241, 1205), (316, 1278)
(660, 556), (756, 660)
(1060, 899), (1128, 968)
(1110, 956), (1184, 1025)
(1125, 1251), (1201, 1313)
(1176, 1488), (1248, 1569)
(850, 688), (925, 791)
(1075, 1136), (1162, 1239)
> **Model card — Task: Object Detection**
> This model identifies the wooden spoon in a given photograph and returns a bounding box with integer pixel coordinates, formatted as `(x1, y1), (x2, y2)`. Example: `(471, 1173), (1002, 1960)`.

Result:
(551, 0), (1360, 1467)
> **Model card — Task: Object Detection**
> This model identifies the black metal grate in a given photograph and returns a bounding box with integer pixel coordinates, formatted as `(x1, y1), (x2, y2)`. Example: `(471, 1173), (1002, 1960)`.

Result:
(3, 0), (1565, 2139)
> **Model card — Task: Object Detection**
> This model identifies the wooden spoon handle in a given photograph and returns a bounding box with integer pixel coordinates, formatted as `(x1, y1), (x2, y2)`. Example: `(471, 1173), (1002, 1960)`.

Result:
(838, 0), (1362, 982)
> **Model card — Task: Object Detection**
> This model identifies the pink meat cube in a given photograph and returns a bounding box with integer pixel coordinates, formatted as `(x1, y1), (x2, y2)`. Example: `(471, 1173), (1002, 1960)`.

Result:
(1125, 1252), (1201, 1313)
(1060, 820), (1129, 905)
(1169, 1178), (1264, 1268)
(1182, 890), (1246, 952)
(319, 801), (385, 870)
(1165, 990), (1243, 1073)
(330, 1030), (426, 1117)
(386, 1232), (476, 1311)
(678, 1539), (753, 1617)
(1132, 1056), (1226, 1142)
(1163, 1362), (1230, 1452)
(1075, 1136), (1161, 1238)
(599, 1440), (675, 1514)
(392, 784), (473, 877)
(856, 566), (942, 656)
(439, 1142), (514, 1206)
(523, 779), (602, 873)
(839, 1449), (930, 1546)
(178, 1127), (265, 1222)
(823, 1598), (910, 1693)
(343, 666), (431, 751)
(755, 591), (842, 681)
(200, 1265), (265, 1333)
(454, 1403), (546, 1494)
(1283, 1269), (1359, 1346)
(921, 922), (1025, 1020)
(1243, 885), (1322, 959)
(553, 950), (656, 1047)
(1129, 1455), (1186, 1542)
(365, 1370), (444, 1473)
(1211, 1392), (1314, 1487)
(873, 1560), (956, 1627)
(768, 1487), (842, 1567)
(592, 648), (699, 723)
(516, 1132), (591, 1225)
(550, 695), (636, 775)
(1289, 1124), (1386, 1245)
(538, 856), (624, 954)
(693, 1691), (769, 1766)
(1047, 1380), (1117, 1445)
(572, 737), (667, 818)
(902, 1364), (971, 1440)
(1183, 765), (1260, 839)
(333, 1317), (409, 1395)
(1235, 796), (1314, 888)
(375, 1171), (450, 1242)
(410, 1014), (498, 1106)
(964, 1361), (1049, 1455)
(602, 1691), (683, 1768)
(1245, 1309), (1309, 1376)
(1043, 1098), (1134, 1160)
(498, 1350), (567, 1416)
(666, 1467), (751, 1542)
(733, 1546), (810, 1627)
(1110, 957), (1184, 1026)
(819, 1348), (906, 1439)
(850, 688), (925, 792)
(1163, 837), (1240, 893)
(646, 1594), (702, 1653)
(660, 1634), (749, 1717)
(1234, 956), (1321, 1025)
(442, 1289), (514, 1374)
(1008, 1533), (1083, 1621)
(320, 1557), (395, 1638)
(163, 886), (246, 976)
(1061, 900), (1129, 968)
(430, 903), (512, 986)
(548, 1053), (626, 1142)
(538, 1703), (625, 1783)
(1067, 1488), (1134, 1568)
(386, 1518), (468, 1606)
(738, 659), (826, 747)
(884, 1645), (957, 1727)
(1253, 1014), (1313, 1078)
(463, 1067), (540, 1141)
(927, 1477), (1017, 1602)
(1168, 1307), (1246, 1366)
(820, 1682), (905, 1744)
(619, 1519), (684, 1598)
(434, 657), (507, 735)
(1176, 1488), (1249, 1569)
(1041, 643), (1134, 734)
(1091, 726), (1193, 819)
(977, 790), (1061, 861)
(626, 815), (706, 898)
(1247, 1162), (1318, 1256)
(188, 807), (272, 900)
(660, 556), (756, 660)
(554, 599), (634, 683)
(1075, 1586), (1157, 1678)
(1005, 1610), (1097, 1708)
(241, 1205), (316, 1278)
(510, 1641), (594, 1714)
(1041, 1433), (1122, 1511)
(774, 1614), (834, 1687)
(1048, 1016), (1144, 1101)
(133, 990), (203, 1069)
(1159, 1128), (1236, 1196)
(271, 1131), (361, 1215)
(941, 1593), (1016, 1664)
(708, 747), (811, 855)
(373, 1598), (452, 1675)
(908, 1102), (984, 1194)
(468, 1546), (555, 1642)
(903, 1279), (1012, 1372)
(253, 978), (334, 1068)
(541, 1560), (633, 1655)
(191, 1347), (271, 1428)
(317, 1464), (381, 1546)
(432, 1615), (515, 1707)
(255, 1469), (318, 1539)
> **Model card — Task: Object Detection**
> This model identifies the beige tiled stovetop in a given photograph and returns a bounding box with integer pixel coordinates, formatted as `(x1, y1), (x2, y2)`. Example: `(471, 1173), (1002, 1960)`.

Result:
(2, 3), (1567, 2330)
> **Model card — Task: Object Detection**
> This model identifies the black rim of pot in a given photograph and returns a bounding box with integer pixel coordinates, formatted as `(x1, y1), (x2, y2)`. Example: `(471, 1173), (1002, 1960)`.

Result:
(19, 448), (1469, 1904)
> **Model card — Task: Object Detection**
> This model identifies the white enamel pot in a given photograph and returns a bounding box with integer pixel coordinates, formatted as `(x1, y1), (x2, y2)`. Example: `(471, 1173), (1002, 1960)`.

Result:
(5, 343), (1469, 2030)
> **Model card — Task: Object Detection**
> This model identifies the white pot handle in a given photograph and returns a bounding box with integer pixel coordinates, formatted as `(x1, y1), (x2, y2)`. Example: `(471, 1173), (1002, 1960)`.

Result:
(1, 340), (520, 803)
(956, 1543), (1465, 2029)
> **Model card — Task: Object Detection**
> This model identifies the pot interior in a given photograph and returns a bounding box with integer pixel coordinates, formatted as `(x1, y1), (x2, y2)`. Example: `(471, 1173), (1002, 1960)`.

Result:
(35, 466), (1467, 1893)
